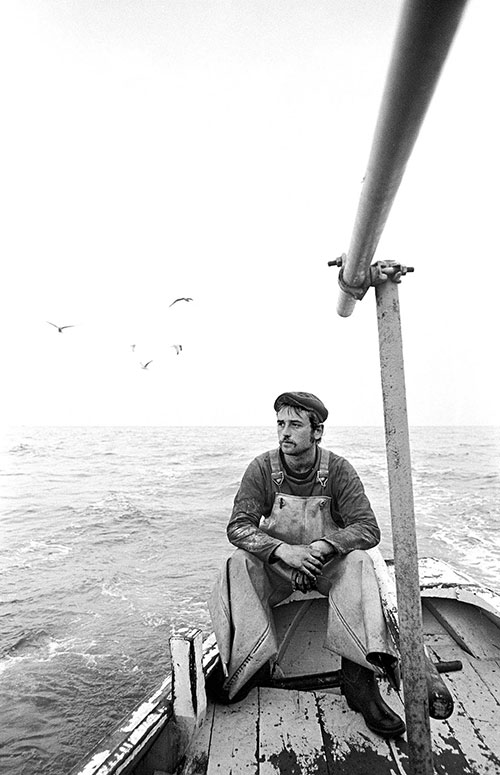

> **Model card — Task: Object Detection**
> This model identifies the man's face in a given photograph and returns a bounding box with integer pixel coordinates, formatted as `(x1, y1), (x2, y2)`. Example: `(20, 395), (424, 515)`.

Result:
(276, 406), (321, 456)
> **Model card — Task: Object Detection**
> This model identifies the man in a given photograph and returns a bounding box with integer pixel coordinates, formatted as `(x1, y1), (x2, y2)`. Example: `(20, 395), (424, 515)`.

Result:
(208, 391), (405, 738)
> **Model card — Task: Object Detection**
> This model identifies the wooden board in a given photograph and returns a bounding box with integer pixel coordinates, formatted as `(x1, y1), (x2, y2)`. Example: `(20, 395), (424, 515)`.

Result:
(273, 598), (341, 676)
(179, 703), (215, 775)
(469, 660), (500, 705)
(425, 598), (500, 659)
(316, 690), (403, 775)
(258, 687), (328, 774)
(207, 690), (259, 774)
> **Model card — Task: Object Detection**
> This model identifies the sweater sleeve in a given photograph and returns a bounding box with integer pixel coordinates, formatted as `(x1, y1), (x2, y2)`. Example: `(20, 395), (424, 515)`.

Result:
(322, 458), (380, 555)
(226, 455), (282, 562)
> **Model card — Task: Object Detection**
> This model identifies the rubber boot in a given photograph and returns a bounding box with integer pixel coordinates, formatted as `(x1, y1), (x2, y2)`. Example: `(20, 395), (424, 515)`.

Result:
(341, 658), (406, 739)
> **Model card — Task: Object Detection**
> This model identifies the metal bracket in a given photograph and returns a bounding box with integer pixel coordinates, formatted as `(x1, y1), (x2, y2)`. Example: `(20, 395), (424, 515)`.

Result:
(328, 253), (372, 301)
(370, 260), (414, 285)
(328, 255), (414, 298)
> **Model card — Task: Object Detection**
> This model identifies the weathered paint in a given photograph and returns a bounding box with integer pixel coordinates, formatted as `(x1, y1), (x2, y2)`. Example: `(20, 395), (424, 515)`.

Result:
(78, 752), (112, 775)
(321, 731), (400, 775)
(317, 692), (401, 774)
(178, 701), (214, 775)
(267, 744), (328, 775)
(171, 629), (206, 733)
(120, 677), (171, 733)
(259, 688), (327, 775)
(388, 558), (500, 622)
(209, 690), (259, 772)
(432, 733), (477, 775)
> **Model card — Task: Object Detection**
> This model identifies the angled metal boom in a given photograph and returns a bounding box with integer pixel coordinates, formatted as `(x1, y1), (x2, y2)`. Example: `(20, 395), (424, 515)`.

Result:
(337, 0), (468, 317)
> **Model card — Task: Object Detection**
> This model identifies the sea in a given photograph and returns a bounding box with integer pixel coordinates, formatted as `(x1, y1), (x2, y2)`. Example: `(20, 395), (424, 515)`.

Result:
(1, 425), (499, 775)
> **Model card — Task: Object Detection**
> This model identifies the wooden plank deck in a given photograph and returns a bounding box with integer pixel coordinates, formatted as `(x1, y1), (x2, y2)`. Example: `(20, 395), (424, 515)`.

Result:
(178, 597), (500, 775)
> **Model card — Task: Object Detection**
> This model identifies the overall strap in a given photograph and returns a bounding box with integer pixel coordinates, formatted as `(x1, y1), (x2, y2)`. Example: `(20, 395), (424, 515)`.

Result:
(269, 449), (284, 491)
(316, 447), (330, 488)
(270, 447), (329, 490)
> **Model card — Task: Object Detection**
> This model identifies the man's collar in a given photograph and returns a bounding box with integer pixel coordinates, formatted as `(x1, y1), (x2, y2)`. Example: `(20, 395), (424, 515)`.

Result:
(279, 445), (319, 479)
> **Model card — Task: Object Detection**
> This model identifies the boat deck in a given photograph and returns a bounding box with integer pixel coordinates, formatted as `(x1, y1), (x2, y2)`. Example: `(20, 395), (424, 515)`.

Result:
(179, 597), (500, 775)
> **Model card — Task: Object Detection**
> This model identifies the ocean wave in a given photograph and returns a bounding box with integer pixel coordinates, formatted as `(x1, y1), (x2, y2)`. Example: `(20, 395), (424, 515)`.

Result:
(2, 628), (55, 659)
(0, 540), (73, 574)
(100, 578), (132, 603)
(26, 540), (72, 556)
(141, 612), (170, 628)
(0, 632), (129, 677)
(8, 443), (34, 455)
(0, 630), (64, 675)
(424, 521), (500, 587)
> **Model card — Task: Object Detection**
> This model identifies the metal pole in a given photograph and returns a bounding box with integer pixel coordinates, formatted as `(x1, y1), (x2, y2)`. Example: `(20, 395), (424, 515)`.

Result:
(375, 267), (433, 775)
(337, 0), (468, 317)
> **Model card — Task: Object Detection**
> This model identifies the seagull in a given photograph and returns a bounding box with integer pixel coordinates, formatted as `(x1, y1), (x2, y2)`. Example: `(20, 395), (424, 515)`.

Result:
(140, 361), (153, 370)
(47, 322), (74, 333)
(169, 297), (193, 307)
(131, 344), (136, 352)
(171, 344), (183, 355)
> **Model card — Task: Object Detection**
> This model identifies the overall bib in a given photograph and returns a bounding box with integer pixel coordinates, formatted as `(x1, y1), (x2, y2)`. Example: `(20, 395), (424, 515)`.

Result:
(208, 448), (396, 699)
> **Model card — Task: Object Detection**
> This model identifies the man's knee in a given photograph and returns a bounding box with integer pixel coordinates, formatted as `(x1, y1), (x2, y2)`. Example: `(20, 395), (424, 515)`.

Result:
(341, 549), (373, 568)
(322, 549), (373, 585)
(228, 548), (264, 574)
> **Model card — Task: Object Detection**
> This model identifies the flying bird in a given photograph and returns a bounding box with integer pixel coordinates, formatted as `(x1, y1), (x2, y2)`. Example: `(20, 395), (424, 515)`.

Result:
(130, 344), (136, 352)
(169, 297), (193, 307)
(47, 322), (74, 333)
(171, 344), (183, 355)
(140, 361), (153, 370)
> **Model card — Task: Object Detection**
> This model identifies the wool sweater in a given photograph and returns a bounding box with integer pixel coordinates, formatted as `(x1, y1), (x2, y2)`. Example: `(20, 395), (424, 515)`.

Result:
(227, 446), (381, 562)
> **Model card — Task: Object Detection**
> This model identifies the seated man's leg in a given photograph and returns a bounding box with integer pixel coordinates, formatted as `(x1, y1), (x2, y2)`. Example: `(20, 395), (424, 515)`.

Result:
(319, 550), (405, 739)
(208, 549), (292, 702)
(320, 549), (397, 668)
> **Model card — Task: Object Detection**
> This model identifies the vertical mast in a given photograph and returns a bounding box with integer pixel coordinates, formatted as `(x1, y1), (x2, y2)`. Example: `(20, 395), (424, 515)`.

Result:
(334, 2), (469, 773)
(376, 266), (433, 774)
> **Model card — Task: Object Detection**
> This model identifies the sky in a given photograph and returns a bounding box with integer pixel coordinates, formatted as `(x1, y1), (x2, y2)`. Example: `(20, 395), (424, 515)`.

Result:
(1, 0), (499, 427)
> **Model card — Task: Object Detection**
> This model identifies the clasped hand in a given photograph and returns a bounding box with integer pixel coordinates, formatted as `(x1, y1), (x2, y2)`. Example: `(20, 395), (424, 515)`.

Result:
(274, 540), (333, 592)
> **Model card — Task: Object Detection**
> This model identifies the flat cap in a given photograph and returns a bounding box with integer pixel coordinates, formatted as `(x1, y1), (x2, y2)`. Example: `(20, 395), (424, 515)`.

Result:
(274, 391), (328, 422)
